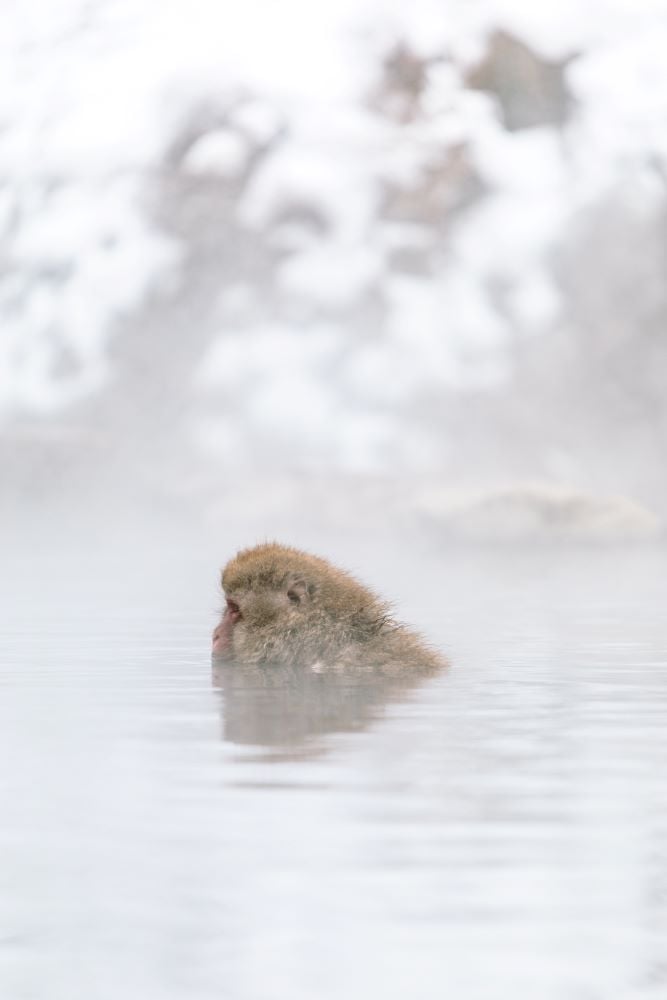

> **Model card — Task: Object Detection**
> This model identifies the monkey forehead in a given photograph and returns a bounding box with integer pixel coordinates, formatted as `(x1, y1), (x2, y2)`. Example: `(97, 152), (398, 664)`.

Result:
(221, 543), (382, 610)
(223, 543), (320, 589)
(222, 564), (296, 595)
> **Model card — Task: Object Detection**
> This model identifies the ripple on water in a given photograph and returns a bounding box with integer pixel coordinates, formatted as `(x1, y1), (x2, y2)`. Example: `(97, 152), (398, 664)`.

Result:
(1, 549), (666, 1000)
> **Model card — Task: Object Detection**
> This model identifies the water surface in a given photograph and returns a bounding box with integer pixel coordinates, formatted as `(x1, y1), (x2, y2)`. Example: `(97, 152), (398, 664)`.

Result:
(1, 544), (666, 1000)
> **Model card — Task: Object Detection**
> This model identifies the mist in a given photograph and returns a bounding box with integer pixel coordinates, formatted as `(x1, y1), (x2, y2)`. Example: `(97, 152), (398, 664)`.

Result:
(2, 0), (667, 538)
(2, 3), (667, 999)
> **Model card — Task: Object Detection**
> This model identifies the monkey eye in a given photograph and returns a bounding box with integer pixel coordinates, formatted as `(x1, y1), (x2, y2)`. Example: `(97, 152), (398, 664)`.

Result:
(226, 598), (242, 621)
(287, 589), (301, 605)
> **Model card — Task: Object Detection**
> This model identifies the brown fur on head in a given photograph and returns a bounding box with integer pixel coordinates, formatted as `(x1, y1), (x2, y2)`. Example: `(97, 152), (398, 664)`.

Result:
(223, 543), (387, 620)
(212, 543), (444, 672)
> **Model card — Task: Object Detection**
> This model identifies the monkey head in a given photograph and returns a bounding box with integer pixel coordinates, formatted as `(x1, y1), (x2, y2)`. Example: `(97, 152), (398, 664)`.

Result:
(212, 543), (388, 667)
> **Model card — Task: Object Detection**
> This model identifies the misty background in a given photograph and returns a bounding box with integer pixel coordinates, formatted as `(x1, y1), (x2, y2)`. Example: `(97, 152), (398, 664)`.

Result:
(3, 8), (667, 1000)
(2, 0), (667, 541)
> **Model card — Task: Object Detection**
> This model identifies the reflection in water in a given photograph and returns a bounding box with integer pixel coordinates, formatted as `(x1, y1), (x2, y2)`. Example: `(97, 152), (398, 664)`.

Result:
(213, 659), (443, 750)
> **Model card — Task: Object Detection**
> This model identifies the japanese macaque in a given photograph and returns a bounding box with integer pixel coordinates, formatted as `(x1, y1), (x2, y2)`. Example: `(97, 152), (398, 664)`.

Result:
(212, 543), (445, 673)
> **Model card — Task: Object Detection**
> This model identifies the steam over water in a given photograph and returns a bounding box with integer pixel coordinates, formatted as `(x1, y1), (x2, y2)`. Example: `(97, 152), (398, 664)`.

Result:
(3, 0), (667, 995)
(1, 536), (666, 1000)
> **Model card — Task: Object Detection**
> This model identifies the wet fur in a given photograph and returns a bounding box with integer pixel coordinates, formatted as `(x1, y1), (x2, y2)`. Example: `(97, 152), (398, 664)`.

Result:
(219, 543), (444, 673)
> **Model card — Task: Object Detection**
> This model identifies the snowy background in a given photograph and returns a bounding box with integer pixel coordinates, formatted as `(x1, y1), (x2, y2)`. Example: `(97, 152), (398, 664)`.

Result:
(2, 0), (667, 530)
(3, 12), (667, 997)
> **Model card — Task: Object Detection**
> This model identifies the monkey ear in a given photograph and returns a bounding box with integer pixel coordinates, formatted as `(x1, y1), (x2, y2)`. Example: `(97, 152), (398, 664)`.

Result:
(286, 577), (316, 606)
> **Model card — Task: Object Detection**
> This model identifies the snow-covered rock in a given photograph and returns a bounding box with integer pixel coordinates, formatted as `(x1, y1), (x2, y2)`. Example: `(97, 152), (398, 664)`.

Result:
(416, 483), (663, 543)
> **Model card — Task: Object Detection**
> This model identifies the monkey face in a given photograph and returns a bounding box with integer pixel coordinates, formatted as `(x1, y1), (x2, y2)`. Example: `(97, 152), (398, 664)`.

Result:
(212, 578), (311, 663)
